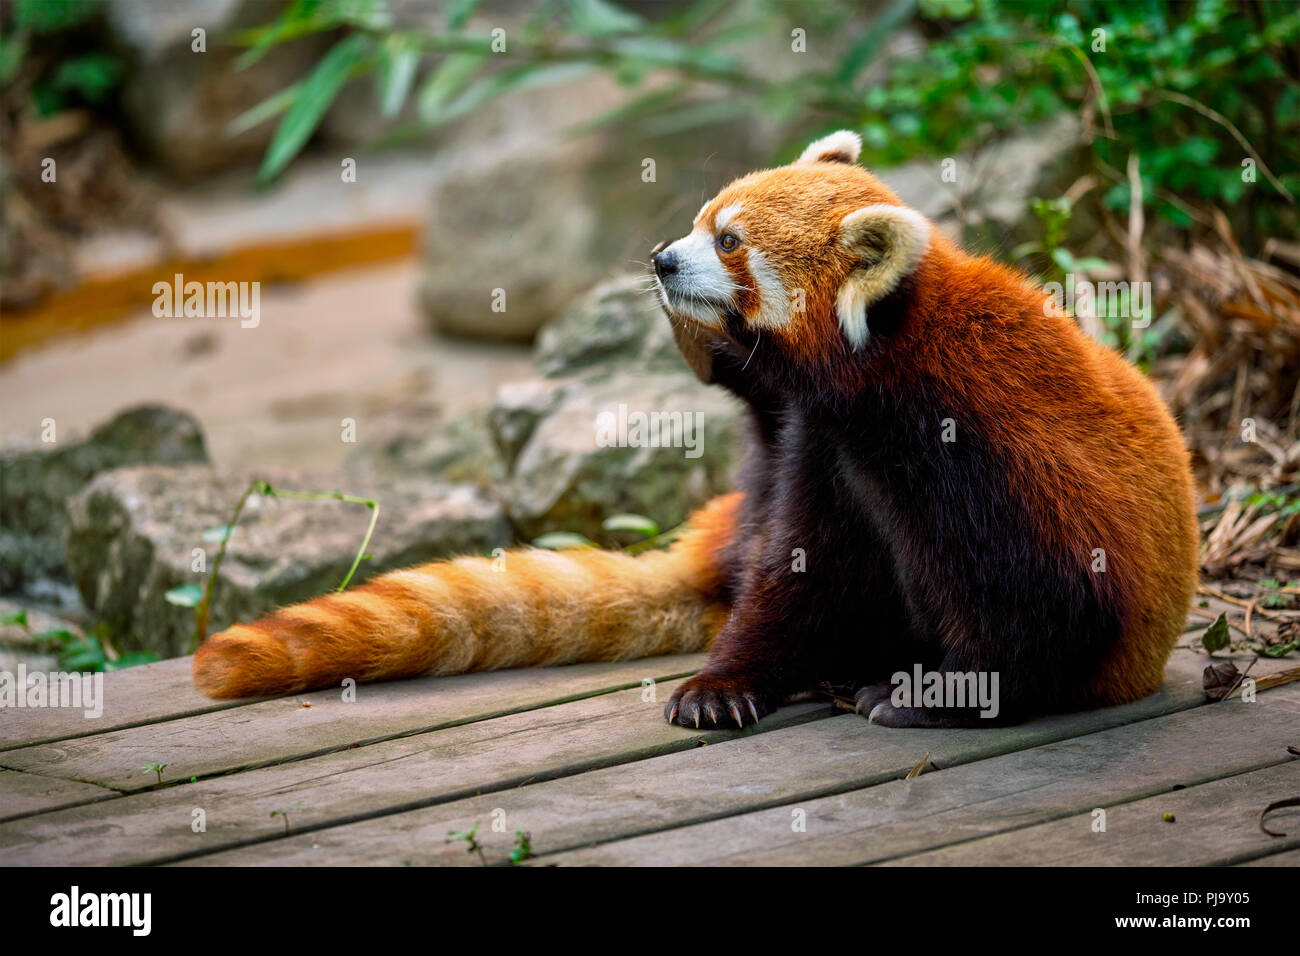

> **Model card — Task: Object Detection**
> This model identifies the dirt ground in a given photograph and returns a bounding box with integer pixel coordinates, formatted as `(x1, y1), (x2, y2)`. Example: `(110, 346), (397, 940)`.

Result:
(0, 261), (534, 470)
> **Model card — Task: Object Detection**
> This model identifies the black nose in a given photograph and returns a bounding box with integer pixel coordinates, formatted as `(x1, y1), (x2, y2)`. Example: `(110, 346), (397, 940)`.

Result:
(653, 249), (678, 280)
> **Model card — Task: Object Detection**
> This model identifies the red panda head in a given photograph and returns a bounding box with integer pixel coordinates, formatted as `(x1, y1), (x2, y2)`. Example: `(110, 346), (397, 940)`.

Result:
(652, 130), (931, 364)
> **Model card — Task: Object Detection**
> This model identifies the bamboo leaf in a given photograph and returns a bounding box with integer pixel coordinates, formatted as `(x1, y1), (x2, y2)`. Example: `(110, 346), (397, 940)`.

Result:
(227, 83), (302, 137)
(602, 514), (660, 539)
(165, 584), (205, 608)
(258, 33), (372, 183)
(417, 51), (488, 123)
(532, 532), (597, 551)
(376, 34), (420, 117)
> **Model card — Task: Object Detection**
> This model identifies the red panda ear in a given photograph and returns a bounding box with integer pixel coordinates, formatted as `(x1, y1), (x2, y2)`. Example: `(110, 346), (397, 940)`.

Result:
(796, 130), (862, 165)
(836, 204), (930, 348)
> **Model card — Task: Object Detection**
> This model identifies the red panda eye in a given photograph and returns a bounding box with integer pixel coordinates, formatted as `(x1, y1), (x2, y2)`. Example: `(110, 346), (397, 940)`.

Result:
(718, 232), (739, 252)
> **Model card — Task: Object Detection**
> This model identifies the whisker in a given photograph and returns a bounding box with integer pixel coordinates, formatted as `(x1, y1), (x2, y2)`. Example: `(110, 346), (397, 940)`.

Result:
(741, 329), (761, 371)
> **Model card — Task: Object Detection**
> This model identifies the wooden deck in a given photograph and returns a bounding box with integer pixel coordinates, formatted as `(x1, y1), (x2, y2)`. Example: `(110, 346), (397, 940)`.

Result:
(1, 643), (1298, 867)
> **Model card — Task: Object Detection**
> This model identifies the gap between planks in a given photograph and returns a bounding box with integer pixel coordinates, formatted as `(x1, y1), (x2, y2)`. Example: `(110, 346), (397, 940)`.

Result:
(0, 680), (832, 865)
(170, 673), (1225, 866)
(0, 654), (713, 800)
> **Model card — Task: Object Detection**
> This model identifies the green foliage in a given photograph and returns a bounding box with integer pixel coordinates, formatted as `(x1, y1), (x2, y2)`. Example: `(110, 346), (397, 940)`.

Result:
(1261, 640), (1299, 659)
(13, 0), (101, 34)
(531, 531), (597, 550)
(4, 0), (124, 116)
(185, 480), (381, 654)
(508, 829), (533, 864)
(1200, 612), (1231, 654)
(601, 513), (661, 538)
(232, 0), (1297, 252)
(2, 611), (159, 673)
(1244, 491), (1300, 518)
(446, 821), (486, 863)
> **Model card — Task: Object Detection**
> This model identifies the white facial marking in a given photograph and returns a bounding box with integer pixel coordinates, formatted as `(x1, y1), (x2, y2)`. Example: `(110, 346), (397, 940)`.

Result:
(745, 249), (792, 330)
(656, 228), (736, 329)
(716, 203), (743, 233)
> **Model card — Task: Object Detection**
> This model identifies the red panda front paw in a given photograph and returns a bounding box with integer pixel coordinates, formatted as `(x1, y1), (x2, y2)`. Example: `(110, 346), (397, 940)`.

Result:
(665, 673), (773, 728)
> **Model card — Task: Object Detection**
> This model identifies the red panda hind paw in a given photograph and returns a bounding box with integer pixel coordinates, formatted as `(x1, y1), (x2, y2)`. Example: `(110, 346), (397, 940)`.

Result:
(665, 674), (771, 729)
(853, 682), (895, 718)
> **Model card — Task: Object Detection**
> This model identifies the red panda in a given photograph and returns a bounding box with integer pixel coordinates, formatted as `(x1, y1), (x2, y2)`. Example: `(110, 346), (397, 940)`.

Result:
(194, 130), (1199, 730)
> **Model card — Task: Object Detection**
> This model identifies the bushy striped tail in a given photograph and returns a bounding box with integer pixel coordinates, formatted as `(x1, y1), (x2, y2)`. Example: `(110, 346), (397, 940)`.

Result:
(192, 493), (740, 698)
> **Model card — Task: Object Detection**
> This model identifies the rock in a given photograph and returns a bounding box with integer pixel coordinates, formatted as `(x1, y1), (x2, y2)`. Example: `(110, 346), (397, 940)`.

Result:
(63, 465), (511, 658)
(488, 379), (574, 471)
(345, 410), (506, 488)
(417, 71), (768, 342)
(0, 405), (208, 603)
(876, 114), (1087, 246)
(534, 275), (682, 379)
(419, 145), (606, 342)
(503, 375), (743, 542)
(106, 0), (332, 180)
(485, 274), (747, 541)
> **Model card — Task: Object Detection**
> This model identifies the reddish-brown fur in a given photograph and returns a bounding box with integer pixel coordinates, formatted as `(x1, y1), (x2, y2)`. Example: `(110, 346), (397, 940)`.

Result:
(196, 143), (1197, 726)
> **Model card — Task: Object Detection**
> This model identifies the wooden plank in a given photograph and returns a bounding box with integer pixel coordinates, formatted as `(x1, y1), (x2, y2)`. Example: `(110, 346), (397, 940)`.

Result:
(175, 674), (1222, 866)
(0, 681), (830, 865)
(0, 654), (709, 792)
(0, 656), (252, 751)
(1237, 846), (1300, 866)
(0, 604), (1239, 753)
(542, 685), (1300, 866)
(0, 769), (115, 823)
(880, 760), (1300, 866)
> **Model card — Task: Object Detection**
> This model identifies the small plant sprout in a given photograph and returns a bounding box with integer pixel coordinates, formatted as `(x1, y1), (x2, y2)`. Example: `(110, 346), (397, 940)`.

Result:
(509, 829), (533, 865)
(446, 822), (486, 865)
(270, 800), (304, 836)
(187, 479), (380, 653)
(140, 763), (167, 787)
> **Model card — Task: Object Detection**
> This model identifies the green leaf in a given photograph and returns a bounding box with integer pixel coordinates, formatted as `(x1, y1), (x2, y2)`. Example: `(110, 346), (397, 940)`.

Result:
(202, 526), (235, 543)
(446, 0), (483, 30)
(531, 532), (596, 551)
(568, 0), (643, 37)
(227, 83), (303, 137)
(0, 610), (28, 627)
(1260, 641), (1299, 659)
(1201, 613), (1231, 653)
(0, 31), (27, 86)
(165, 584), (205, 608)
(602, 514), (660, 539)
(376, 35), (420, 117)
(59, 637), (106, 671)
(50, 52), (122, 103)
(15, 0), (100, 34)
(32, 628), (75, 647)
(417, 51), (488, 123)
(258, 33), (372, 183)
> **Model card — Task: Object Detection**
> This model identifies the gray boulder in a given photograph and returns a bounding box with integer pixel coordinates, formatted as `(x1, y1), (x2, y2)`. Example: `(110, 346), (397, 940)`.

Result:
(534, 275), (683, 379)
(64, 465), (511, 658)
(503, 375), (742, 542)
(0, 405), (208, 602)
(345, 410), (506, 489)
(489, 274), (747, 542)
(106, 0), (332, 180)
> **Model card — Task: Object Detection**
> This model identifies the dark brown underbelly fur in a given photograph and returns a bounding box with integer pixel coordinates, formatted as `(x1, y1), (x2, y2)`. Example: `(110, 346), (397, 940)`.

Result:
(698, 333), (1124, 727)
